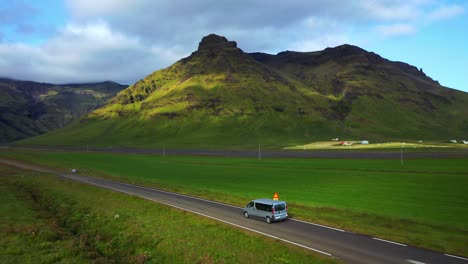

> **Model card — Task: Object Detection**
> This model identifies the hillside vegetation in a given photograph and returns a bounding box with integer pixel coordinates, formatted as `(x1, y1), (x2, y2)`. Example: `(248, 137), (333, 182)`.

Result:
(0, 79), (126, 143)
(20, 34), (468, 149)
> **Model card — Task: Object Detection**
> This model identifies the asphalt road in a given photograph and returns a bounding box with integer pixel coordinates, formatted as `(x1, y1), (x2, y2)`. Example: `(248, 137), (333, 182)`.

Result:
(1, 159), (467, 264)
(6, 145), (468, 159)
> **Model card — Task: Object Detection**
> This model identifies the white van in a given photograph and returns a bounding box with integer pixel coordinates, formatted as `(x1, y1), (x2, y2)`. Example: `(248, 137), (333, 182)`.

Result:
(243, 198), (288, 223)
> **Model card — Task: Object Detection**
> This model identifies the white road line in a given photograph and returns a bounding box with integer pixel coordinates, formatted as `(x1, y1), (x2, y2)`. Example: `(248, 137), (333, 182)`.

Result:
(290, 218), (345, 232)
(407, 259), (426, 264)
(115, 180), (242, 209)
(91, 177), (347, 233)
(372, 237), (407, 247)
(445, 254), (468, 261)
(7, 161), (468, 262)
(66, 175), (333, 257)
(0, 160), (367, 235)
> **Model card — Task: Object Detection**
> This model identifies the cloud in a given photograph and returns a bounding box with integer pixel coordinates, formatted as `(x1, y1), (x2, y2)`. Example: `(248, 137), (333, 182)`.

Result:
(427, 5), (464, 21)
(1, 0), (464, 84)
(0, 21), (185, 84)
(376, 23), (416, 37)
(360, 0), (426, 21)
(288, 34), (351, 52)
(64, 0), (350, 50)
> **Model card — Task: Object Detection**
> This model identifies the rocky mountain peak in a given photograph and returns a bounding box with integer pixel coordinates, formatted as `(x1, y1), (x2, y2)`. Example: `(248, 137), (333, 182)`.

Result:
(323, 44), (366, 56)
(197, 34), (238, 51)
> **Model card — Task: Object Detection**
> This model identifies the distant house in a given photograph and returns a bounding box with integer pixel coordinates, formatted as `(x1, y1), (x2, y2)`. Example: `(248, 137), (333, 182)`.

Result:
(417, 140), (423, 143)
(332, 138), (339, 141)
(449, 140), (457, 143)
(340, 141), (353, 146)
(462, 140), (468, 144)
(360, 140), (369, 144)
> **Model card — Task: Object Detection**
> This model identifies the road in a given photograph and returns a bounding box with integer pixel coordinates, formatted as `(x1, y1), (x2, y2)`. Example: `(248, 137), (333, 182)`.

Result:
(1, 159), (467, 264)
(6, 145), (468, 159)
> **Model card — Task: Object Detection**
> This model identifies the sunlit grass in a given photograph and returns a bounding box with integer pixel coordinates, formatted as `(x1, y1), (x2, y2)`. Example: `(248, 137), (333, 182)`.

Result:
(286, 141), (468, 150)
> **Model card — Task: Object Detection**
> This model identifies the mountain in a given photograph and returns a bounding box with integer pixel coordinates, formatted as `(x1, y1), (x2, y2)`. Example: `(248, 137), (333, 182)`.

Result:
(0, 78), (126, 143)
(19, 34), (468, 149)
(249, 45), (468, 141)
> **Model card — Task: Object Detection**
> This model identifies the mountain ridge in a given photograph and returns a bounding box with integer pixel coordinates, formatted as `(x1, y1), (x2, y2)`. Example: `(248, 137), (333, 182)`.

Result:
(0, 79), (127, 143)
(18, 34), (468, 149)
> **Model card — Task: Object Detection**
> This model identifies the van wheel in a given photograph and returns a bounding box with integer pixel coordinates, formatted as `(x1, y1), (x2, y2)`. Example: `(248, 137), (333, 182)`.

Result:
(266, 216), (271, 224)
(244, 211), (249, 218)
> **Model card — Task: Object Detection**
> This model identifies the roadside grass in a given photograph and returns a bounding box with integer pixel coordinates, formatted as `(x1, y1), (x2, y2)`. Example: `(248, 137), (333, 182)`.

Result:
(1, 149), (467, 257)
(0, 166), (88, 263)
(0, 165), (335, 264)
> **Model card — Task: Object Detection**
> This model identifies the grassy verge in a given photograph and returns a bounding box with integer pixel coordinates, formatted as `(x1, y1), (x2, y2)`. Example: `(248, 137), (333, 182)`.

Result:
(0, 166), (89, 263)
(0, 165), (335, 263)
(1, 149), (467, 257)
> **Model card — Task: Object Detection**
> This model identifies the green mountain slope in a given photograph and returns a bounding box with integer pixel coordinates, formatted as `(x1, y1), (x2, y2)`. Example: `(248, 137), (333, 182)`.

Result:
(0, 79), (126, 143)
(20, 34), (468, 149)
(249, 46), (468, 140)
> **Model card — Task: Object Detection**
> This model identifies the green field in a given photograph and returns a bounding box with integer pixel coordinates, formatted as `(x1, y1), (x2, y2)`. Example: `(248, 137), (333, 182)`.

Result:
(1, 149), (467, 256)
(0, 165), (333, 263)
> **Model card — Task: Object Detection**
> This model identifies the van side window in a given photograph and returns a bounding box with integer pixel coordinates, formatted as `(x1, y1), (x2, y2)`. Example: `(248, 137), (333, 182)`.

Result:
(255, 203), (264, 211)
(248, 201), (254, 207)
(255, 203), (271, 211)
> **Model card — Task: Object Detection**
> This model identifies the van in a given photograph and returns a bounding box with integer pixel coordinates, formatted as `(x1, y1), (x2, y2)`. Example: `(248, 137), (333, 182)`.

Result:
(243, 198), (288, 223)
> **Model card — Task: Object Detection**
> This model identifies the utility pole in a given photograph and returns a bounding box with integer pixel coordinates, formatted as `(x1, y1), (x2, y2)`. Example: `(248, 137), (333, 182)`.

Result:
(401, 143), (404, 166)
(258, 144), (261, 160)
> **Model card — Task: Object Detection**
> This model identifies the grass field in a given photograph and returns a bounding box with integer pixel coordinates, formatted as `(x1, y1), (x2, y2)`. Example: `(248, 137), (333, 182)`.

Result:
(1, 149), (467, 257)
(0, 165), (333, 263)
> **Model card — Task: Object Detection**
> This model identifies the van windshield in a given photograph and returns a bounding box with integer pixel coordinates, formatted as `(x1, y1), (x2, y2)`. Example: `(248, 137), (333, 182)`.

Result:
(274, 203), (286, 211)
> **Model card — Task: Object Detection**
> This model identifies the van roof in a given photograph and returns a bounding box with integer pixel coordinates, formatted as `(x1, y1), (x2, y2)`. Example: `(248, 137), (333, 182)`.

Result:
(253, 198), (286, 204)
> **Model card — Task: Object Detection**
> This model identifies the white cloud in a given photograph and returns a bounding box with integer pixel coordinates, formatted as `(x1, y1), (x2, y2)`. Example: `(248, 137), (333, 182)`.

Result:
(427, 5), (464, 21)
(288, 34), (351, 52)
(1, 0), (464, 84)
(64, 0), (138, 18)
(376, 23), (416, 37)
(360, 0), (425, 21)
(0, 21), (185, 84)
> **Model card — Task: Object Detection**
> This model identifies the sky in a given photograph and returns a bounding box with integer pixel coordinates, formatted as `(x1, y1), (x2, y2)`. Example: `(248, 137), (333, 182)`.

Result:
(0, 0), (467, 92)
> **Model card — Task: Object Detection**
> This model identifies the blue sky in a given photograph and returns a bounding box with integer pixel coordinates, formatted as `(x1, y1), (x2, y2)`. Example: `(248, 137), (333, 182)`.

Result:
(0, 0), (466, 92)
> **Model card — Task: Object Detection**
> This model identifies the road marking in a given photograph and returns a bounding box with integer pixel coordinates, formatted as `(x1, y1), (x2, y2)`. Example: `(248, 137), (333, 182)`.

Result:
(445, 254), (468, 261)
(372, 237), (407, 247)
(290, 218), (345, 232)
(115, 180), (242, 209)
(0, 159), (374, 235)
(6, 160), (468, 262)
(87, 176), (347, 232)
(407, 259), (426, 264)
(64, 175), (333, 257)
